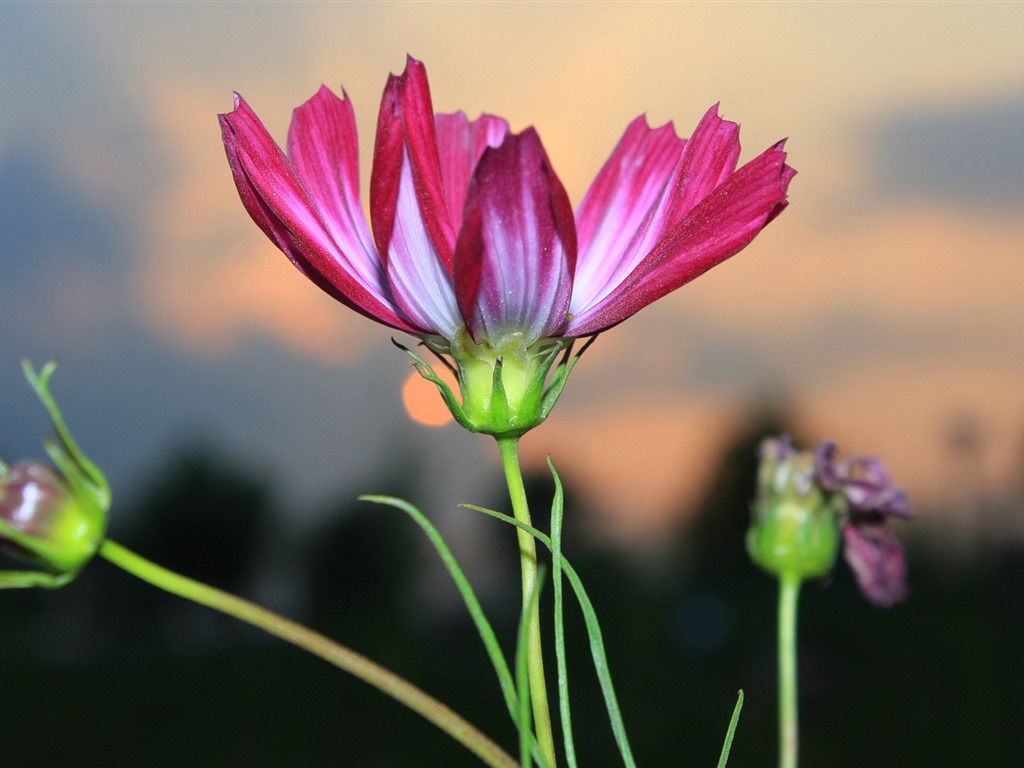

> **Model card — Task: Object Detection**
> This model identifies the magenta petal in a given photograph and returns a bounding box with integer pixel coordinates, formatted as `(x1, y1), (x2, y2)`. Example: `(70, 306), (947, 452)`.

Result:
(219, 94), (415, 332)
(435, 112), (510, 231)
(384, 152), (461, 337)
(565, 141), (794, 336)
(571, 116), (685, 317)
(660, 104), (742, 230)
(367, 57), (463, 336)
(287, 86), (387, 303)
(569, 106), (742, 330)
(843, 521), (910, 607)
(455, 129), (577, 346)
(370, 56), (457, 274)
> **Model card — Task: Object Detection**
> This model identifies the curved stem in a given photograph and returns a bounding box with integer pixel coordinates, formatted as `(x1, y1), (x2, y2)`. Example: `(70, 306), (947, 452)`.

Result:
(778, 572), (802, 768)
(98, 539), (518, 768)
(496, 436), (557, 767)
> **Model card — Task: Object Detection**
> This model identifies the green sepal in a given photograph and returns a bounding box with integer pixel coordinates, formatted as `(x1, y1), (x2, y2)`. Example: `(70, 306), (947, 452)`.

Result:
(540, 336), (597, 422)
(391, 339), (476, 432)
(23, 360), (110, 513)
(0, 569), (77, 590)
(487, 356), (512, 429)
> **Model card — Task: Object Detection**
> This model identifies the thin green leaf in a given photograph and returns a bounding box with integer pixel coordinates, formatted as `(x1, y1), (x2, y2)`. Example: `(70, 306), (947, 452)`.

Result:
(360, 496), (519, 718)
(515, 567), (545, 768)
(461, 503), (637, 768)
(547, 460), (577, 767)
(361, 496), (549, 767)
(716, 690), (744, 768)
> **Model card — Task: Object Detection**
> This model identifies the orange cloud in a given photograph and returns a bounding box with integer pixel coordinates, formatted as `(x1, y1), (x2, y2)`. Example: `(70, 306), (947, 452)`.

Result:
(516, 356), (1024, 548)
(519, 393), (751, 546)
(135, 75), (373, 363)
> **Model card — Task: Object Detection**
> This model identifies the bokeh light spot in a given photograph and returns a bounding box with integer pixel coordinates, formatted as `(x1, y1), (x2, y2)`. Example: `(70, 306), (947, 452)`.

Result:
(402, 366), (458, 427)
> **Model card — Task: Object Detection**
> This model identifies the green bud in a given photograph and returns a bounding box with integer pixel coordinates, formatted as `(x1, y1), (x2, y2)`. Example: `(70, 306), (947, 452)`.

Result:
(746, 437), (841, 581)
(0, 361), (110, 588)
(0, 462), (105, 576)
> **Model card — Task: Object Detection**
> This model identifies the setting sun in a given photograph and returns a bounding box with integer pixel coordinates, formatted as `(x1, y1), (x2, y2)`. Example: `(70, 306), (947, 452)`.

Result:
(401, 367), (457, 427)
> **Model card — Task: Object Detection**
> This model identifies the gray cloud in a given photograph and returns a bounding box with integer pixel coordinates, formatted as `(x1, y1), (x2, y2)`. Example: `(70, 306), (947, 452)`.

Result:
(869, 89), (1024, 209)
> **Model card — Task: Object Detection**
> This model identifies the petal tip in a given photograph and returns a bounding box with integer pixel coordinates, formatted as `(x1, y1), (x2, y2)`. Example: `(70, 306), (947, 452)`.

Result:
(219, 92), (248, 126)
(401, 54), (426, 76)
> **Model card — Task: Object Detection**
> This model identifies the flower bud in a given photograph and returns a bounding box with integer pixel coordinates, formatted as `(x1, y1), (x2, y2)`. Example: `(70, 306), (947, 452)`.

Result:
(748, 436), (912, 606)
(0, 361), (110, 588)
(0, 462), (105, 576)
(746, 437), (842, 581)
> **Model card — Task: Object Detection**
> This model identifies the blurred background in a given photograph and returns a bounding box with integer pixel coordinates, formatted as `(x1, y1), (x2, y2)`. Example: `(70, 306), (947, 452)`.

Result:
(1, 2), (1022, 766)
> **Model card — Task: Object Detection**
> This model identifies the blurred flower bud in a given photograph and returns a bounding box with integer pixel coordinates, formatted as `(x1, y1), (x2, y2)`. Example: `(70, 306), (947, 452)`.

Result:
(0, 361), (110, 588)
(747, 437), (842, 581)
(0, 462), (105, 576)
(748, 436), (912, 606)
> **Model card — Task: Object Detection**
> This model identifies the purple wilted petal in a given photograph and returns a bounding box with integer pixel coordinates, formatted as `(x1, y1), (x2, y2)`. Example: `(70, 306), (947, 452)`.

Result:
(816, 442), (912, 518)
(843, 520), (910, 607)
(758, 434), (796, 464)
(454, 129), (577, 347)
(220, 93), (415, 331)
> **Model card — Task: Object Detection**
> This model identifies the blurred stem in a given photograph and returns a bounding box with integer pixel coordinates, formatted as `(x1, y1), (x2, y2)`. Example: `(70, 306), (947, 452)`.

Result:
(496, 436), (556, 768)
(778, 572), (802, 768)
(98, 539), (518, 768)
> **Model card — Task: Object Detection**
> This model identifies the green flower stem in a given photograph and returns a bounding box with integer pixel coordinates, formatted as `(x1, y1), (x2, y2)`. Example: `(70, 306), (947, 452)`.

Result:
(496, 436), (557, 768)
(97, 539), (518, 768)
(778, 572), (802, 768)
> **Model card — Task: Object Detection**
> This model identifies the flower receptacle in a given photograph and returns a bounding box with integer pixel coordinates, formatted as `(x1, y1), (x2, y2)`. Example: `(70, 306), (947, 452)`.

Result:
(449, 329), (567, 438)
(397, 330), (589, 439)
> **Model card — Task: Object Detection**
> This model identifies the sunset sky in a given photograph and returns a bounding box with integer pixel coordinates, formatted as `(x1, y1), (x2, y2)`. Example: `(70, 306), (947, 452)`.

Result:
(2, 2), (1023, 548)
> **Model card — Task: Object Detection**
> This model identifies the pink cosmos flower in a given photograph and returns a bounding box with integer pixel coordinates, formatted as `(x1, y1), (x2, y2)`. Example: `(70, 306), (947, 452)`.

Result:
(219, 56), (794, 349)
